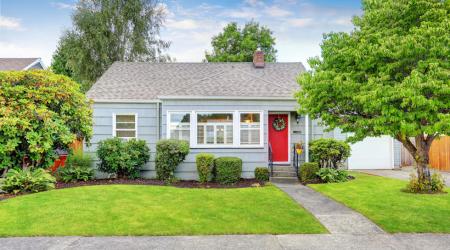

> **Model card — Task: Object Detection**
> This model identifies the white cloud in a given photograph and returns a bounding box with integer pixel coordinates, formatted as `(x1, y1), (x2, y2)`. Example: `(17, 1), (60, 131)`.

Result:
(333, 17), (353, 26)
(264, 6), (292, 17)
(224, 8), (260, 19)
(0, 16), (23, 31)
(51, 2), (76, 10)
(287, 18), (313, 27)
(165, 19), (199, 30)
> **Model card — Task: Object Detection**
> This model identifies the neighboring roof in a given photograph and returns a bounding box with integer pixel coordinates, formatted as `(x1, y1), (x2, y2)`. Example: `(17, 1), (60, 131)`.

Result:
(0, 58), (44, 71)
(87, 62), (305, 101)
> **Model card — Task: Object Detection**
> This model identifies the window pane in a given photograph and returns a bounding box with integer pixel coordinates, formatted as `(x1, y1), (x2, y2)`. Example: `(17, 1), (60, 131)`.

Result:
(240, 113), (260, 123)
(116, 123), (135, 129)
(116, 115), (135, 123)
(226, 125), (233, 144)
(240, 113), (261, 145)
(206, 125), (214, 144)
(197, 113), (233, 145)
(170, 113), (190, 123)
(216, 125), (224, 144)
(116, 130), (136, 138)
(169, 113), (190, 141)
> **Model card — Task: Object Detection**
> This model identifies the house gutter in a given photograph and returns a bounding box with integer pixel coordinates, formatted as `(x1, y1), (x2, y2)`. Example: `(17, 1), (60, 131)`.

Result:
(305, 114), (310, 162)
(157, 96), (296, 100)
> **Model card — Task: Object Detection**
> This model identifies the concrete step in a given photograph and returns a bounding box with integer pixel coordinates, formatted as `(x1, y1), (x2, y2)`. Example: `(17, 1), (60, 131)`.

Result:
(272, 171), (297, 177)
(270, 176), (299, 184)
(272, 165), (295, 172)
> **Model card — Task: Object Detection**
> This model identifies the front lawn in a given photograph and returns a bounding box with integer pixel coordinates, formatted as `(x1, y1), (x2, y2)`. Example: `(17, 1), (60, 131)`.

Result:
(310, 172), (450, 233)
(0, 184), (326, 236)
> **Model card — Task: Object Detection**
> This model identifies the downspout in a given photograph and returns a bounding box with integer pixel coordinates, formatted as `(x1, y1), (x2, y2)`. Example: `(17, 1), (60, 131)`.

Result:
(156, 102), (161, 140)
(305, 114), (310, 162)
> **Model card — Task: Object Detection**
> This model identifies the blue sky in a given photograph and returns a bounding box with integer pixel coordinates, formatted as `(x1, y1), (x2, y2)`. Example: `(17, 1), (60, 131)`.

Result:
(0, 0), (361, 68)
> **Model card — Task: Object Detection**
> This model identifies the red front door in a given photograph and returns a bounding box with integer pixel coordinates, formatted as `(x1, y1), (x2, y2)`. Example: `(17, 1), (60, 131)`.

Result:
(269, 114), (289, 162)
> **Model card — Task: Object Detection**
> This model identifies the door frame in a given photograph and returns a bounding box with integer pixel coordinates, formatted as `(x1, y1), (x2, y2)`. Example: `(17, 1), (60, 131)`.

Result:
(268, 112), (291, 164)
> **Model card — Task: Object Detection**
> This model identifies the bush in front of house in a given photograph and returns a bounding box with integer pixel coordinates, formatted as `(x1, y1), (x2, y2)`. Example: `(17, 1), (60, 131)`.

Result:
(316, 168), (349, 183)
(309, 138), (351, 169)
(97, 138), (150, 179)
(57, 152), (94, 183)
(254, 167), (269, 182)
(214, 157), (242, 184)
(1, 168), (56, 194)
(196, 153), (215, 183)
(155, 139), (190, 182)
(299, 162), (320, 183)
(404, 173), (445, 193)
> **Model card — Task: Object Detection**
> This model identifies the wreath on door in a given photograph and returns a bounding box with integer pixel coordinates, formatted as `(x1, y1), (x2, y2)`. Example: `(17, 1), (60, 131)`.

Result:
(272, 117), (286, 131)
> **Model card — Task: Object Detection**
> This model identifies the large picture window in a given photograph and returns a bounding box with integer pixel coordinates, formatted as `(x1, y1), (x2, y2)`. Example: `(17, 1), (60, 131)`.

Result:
(240, 113), (261, 145)
(114, 114), (137, 139)
(166, 110), (264, 148)
(168, 112), (190, 141)
(197, 113), (233, 145)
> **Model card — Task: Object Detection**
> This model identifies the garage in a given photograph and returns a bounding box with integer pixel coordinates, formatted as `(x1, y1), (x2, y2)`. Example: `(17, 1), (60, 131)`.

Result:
(348, 136), (394, 170)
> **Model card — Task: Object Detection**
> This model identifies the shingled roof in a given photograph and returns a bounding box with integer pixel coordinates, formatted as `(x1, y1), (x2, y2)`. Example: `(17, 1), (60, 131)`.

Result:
(0, 58), (43, 70)
(87, 62), (305, 101)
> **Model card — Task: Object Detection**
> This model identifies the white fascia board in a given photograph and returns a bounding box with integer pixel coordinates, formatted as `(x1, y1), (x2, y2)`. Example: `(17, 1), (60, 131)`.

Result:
(23, 58), (45, 70)
(157, 95), (295, 100)
(91, 99), (161, 103)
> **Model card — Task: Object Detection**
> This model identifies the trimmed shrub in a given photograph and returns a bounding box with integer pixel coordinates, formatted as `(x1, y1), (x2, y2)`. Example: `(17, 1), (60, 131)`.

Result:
(405, 173), (445, 193)
(155, 139), (190, 182)
(1, 168), (56, 194)
(299, 162), (320, 183)
(316, 168), (349, 183)
(57, 152), (94, 182)
(254, 167), (269, 182)
(97, 138), (150, 179)
(196, 153), (215, 183)
(214, 157), (242, 184)
(309, 138), (351, 169)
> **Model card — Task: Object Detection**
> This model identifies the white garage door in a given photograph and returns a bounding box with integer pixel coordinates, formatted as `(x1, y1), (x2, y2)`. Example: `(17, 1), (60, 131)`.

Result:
(348, 136), (394, 170)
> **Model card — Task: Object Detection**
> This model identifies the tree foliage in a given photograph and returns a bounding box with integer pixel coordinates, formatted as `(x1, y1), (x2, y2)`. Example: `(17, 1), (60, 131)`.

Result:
(51, 0), (171, 91)
(0, 71), (93, 175)
(296, 0), (449, 187)
(205, 21), (277, 62)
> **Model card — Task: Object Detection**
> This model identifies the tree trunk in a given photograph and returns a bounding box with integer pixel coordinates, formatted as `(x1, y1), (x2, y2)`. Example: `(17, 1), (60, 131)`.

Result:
(396, 134), (435, 186)
(414, 136), (432, 184)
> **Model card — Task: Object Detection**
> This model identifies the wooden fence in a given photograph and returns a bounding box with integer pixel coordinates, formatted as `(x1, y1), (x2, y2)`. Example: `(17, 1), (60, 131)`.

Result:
(400, 136), (450, 172)
(429, 136), (450, 171)
(70, 139), (83, 153)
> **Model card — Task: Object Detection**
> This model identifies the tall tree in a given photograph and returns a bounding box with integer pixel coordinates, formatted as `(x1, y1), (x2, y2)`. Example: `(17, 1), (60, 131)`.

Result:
(205, 21), (277, 62)
(296, 0), (449, 189)
(51, 0), (170, 91)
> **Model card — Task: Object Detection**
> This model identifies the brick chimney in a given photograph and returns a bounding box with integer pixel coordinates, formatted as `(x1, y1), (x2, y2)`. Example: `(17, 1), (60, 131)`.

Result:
(253, 48), (265, 68)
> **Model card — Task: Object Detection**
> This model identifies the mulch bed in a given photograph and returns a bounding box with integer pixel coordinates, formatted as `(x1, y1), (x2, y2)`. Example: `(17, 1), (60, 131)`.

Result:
(56, 178), (264, 189)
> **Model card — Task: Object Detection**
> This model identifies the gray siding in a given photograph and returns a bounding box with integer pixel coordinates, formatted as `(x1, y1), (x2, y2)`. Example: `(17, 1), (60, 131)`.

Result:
(393, 139), (402, 167)
(161, 99), (303, 180)
(84, 102), (159, 178)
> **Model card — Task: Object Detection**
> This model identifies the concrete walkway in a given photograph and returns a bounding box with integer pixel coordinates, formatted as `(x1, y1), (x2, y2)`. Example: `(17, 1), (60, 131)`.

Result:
(358, 167), (450, 186)
(1, 234), (450, 250)
(274, 183), (384, 234)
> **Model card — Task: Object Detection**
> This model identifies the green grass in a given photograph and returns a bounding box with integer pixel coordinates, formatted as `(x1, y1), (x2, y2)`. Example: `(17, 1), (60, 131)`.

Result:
(310, 172), (450, 233)
(0, 184), (326, 236)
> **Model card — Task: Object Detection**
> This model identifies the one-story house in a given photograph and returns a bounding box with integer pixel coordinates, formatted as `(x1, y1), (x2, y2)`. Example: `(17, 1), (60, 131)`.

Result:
(85, 51), (402, 179)
(0, 58), (45, 70)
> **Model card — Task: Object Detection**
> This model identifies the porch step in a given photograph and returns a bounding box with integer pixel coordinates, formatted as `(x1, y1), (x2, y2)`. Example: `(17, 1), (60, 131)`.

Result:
(272, 170), (297, 177)
(270, 176), (299, 184)
(272, 165), (295, 172)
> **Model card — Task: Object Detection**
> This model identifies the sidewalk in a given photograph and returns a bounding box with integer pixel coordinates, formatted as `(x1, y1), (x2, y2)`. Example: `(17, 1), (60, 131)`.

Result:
(274, 182), (384, 234)
(1, 234), (450, 250)
(358, 167), (450, 186)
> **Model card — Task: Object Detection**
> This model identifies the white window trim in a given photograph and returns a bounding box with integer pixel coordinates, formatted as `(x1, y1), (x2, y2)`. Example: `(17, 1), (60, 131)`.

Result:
(166, 110), (264, 148)
(167, 111), (192, 142)
(112, 113), (138, 139)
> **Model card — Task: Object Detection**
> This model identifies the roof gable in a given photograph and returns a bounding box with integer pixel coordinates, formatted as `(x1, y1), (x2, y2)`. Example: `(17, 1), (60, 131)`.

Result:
(0, 58), (43, 71)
